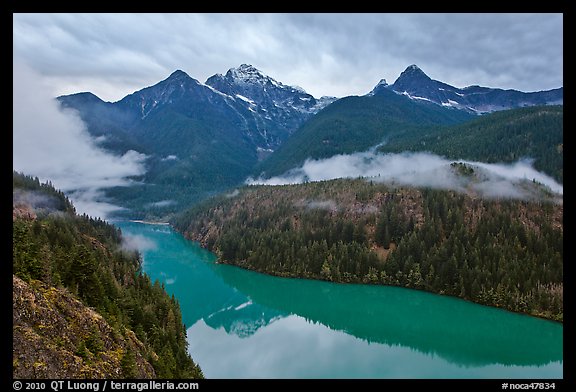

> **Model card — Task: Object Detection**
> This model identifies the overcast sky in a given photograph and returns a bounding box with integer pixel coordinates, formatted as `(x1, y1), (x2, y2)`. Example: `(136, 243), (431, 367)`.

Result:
(13, 13), (563, 102)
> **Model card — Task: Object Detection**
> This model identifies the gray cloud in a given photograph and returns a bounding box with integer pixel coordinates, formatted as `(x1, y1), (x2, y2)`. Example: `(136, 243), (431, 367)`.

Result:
(293, 199), (339, 212)
(13, 60), (148, 218)
(146, 200), (177, 208)
(246, 151), (563, 201)
(13, 13), (562, 102)
(460, 159), (563, 196)
(121, 233), (158, 253)
(13, 189), (65, 217)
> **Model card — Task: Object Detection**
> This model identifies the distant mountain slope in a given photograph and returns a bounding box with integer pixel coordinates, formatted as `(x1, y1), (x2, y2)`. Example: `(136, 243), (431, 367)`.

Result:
(56, 64), (562, 218)
(206, 64), (335, 150)
(13, 171), (203, 378)
(388, 64), (563, 114)
(379, 105), (563, 183)
(59, 65), (333, 157)
(57, 66), (333, 218)
(254, 87), (472, 178)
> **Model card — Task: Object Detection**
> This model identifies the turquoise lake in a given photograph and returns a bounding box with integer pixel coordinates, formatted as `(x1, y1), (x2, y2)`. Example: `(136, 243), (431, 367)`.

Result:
(116, 221), (563, 379)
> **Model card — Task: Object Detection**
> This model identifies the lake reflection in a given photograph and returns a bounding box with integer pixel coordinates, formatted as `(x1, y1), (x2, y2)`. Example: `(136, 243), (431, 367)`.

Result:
(116, 221), (563, 378)
(188, 315), (561, 379)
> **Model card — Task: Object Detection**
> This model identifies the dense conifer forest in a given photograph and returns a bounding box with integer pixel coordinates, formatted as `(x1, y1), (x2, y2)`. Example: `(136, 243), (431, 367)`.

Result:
(13, 171), (203, 378)
(379, 106), (563, 183)
(173, 178), (563, 322)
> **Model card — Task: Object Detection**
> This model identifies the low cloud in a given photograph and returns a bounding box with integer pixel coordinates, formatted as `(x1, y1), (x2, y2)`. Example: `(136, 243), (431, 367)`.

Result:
(13, 60), (147, 219)
(13, 189), (66, 217)
(461, 159), (563, 195)
(66, 189), (128, 219)
(225, 189), (241, 198)
(247, 151), (563, 201)
(121, 233), (157, 253)
(146, 199), (177, 208)
(301, 200), (338, 212)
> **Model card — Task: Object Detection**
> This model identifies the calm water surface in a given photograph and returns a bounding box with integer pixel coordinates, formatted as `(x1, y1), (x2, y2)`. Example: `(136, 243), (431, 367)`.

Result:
(116, 221), (563, 379)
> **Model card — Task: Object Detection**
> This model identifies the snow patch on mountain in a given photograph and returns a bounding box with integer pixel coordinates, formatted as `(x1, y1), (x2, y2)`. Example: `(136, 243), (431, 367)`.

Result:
(235, 94), (256, 104)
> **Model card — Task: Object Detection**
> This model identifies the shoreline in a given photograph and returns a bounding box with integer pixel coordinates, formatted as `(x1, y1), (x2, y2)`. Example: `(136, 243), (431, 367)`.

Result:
(215, 257), (564, 324)
(128, 220), (170, 226)
(208, 247), (563, 324)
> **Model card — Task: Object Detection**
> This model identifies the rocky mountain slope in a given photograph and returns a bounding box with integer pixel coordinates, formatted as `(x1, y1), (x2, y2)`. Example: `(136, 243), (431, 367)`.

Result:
(13, 276), (155, 378)
(13, 171), (203, 379)
(57, 65), (334, 218)
(206, 64), (335, 151)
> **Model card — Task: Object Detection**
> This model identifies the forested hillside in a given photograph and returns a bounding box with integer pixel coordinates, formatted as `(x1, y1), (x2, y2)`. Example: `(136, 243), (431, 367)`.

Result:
(254, 87), (472, 178)
(13, 171), (203, 378)
(57, 66), (332, 219)
(173, 179), (563, 321)
(379, 105), (563, 183)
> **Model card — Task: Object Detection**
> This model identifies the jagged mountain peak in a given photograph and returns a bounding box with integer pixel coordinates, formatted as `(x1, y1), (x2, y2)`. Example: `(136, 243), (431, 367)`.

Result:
(225, 64), (274, 85)
(160, 69), (201, 88)
(395, 64), (431, 82)
(237, 63), (260, 73)
(111, 69), (213, 122)
(167, 69), (190, 79)
(202, 64), (334, 151)
(209, 64), (315, 97)
(389, 64), (562, 114)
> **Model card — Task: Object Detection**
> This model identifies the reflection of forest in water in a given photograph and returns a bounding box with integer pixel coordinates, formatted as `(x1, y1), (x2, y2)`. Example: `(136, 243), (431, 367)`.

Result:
(119, 221), (563, 369)
(211, 263), (562, 367)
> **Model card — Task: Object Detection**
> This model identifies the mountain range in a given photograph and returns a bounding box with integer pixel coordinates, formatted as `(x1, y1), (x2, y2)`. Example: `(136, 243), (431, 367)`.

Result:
(375, 64), (563, 114)
(57, 64), (562, 218)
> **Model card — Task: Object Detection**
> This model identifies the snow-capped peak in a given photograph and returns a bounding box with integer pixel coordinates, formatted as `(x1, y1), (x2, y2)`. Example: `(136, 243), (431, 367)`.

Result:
(291, 85), (307, 94)
(237, 64), (259, 72)
(227, 64), (271, 85)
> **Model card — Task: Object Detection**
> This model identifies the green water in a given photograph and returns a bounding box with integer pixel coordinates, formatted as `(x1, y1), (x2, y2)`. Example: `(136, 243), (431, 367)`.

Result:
(116, 221), (563, 378)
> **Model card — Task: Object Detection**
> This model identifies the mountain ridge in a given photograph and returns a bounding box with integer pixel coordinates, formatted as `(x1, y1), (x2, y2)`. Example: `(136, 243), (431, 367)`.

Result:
(384, 64), (563, 113)
(254, 85), (474, 178)
(55, 64), (562, 218)
(56, 65), (339, 218)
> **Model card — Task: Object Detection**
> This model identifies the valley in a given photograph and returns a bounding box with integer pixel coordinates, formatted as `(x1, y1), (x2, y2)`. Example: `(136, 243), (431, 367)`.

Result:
(14, 54), (563, 379)
(117, 220), (563, 378)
